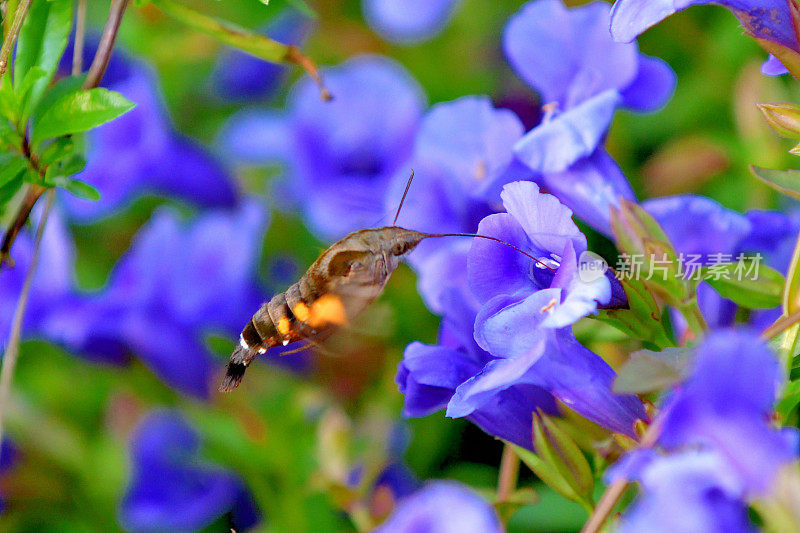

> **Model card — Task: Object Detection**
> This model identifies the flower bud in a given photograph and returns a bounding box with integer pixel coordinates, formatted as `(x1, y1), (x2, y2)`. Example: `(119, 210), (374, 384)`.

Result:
(758, 103), (800, 139)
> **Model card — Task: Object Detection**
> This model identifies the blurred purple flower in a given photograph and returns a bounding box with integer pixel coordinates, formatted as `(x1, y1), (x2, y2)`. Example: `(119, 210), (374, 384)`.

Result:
(0, 439), (18, 515)
(397, 288), (559, 448)
(120, 411), (260, 532)
(610, 0), (797, 76)
(363, 0), (460, 44)
(645, 195), (799, 331)
(210, 9), (313, 102)
(656, 329), (798, 494)
(609, 330), (797, 531)
(62, 202), (268, 398)
(61, 47), (236, 221)
(220, 55), (425, 240)
(375, 481), (502, 533)
(644, 195), (753, 263)
(501, 0), (675, 235)
(610, 450), (755, 533)
(0, 208), (84, 350)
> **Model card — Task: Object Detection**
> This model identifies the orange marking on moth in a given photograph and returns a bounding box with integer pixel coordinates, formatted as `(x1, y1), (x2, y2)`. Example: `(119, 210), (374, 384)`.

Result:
(293, 302), (310, 322)
(277, 317), (291, 336)
(308, 294), (348, 327)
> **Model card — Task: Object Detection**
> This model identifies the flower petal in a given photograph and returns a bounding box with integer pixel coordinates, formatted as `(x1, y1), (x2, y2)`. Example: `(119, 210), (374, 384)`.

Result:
(621, 54), (677, 112)
(539, 148), (635, 238)
(513, 89), (622, 174)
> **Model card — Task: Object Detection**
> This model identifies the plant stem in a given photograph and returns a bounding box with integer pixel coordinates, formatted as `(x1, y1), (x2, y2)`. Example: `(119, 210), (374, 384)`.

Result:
(497, 443), (520, 503)
(0, 0), (31, 82)
(580, 418), (662, 533)
(83, 0), (128, 89)
(151, 0), (331, 100)
(678, 300), (707, 341)
(760, 309), (800, 342)
(0, 189), (54, 464)
(72, 0), (86, 76)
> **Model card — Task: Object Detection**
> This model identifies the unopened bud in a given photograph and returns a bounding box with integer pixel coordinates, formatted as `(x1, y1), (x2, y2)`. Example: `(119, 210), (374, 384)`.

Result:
(758, 103), (800, 139)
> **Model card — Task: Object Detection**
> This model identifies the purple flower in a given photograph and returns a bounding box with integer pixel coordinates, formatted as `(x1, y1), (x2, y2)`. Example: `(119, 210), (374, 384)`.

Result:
(610, 450), (755, 533)
(61, 47), (236, 221)
(65, 202), (268, 398)
(210, 9), (312, 101)
(362, 0), (460, 44)
(397, 288), (559, 448)
(468, 181), (612, 329)
(656, 329), (798, 494)
(457, 290), (645, 437)
(120, 411), (259, 532)
(500, 0), (675, 236)
(220, 55), (425, 240)
(375, 481), (502, 533)
(398, 181), (642, 442)
(610, 0), (797, 76)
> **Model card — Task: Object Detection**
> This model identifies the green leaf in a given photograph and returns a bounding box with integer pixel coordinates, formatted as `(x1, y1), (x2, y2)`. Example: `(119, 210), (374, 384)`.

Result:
(751, 166), (800, 201)
(777, 380), (800, 421)
(32, 74), (86, 126)
(0, 154), (29, 187)
(595, 276), (674, 349)
(703, 261), (785, 309)
(152, 0), (291, 63)
(285, 0), (317, 18)
(535, 414), (594, 501)
(0, 75), (19, 124)
(15, 66), (48, 122)
(511, 444), (584, 507)
(0, 173), (24, 204)
(39, 137), (75, 166)
(60, 154), (87, 177)
(32, 88), (135, 146)
(784, 234), (800, 315)
(614, 347), (693, 394)
(63, 179), (99, 201)
(13, 0), (73, 119)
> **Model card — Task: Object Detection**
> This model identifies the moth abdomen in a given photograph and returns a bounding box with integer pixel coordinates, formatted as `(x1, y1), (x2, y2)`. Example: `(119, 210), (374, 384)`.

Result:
(220, 350), (249, 392)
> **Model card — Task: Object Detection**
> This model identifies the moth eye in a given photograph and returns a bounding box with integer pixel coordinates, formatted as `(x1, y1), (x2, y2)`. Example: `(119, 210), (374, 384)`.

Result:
(392, 242), (407, 256)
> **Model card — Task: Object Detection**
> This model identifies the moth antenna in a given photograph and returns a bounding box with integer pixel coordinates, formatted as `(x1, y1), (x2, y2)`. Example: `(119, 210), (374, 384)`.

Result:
(392, 170), (415, 226)
(428, 233), (558, 273)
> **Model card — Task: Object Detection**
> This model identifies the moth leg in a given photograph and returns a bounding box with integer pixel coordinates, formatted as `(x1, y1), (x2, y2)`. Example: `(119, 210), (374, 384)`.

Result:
(279, 328), (337, 357)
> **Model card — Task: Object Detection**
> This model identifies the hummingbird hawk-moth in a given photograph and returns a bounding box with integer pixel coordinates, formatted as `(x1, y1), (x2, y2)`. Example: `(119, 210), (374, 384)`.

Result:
(219, 172), (547, 392)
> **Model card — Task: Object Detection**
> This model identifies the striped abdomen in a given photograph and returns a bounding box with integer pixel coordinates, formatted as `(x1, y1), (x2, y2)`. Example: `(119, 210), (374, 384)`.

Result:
(219, 280), (323, 392)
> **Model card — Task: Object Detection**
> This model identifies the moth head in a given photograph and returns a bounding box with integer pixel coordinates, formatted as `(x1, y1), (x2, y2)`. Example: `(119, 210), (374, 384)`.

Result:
(378, 227), (428, 257)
